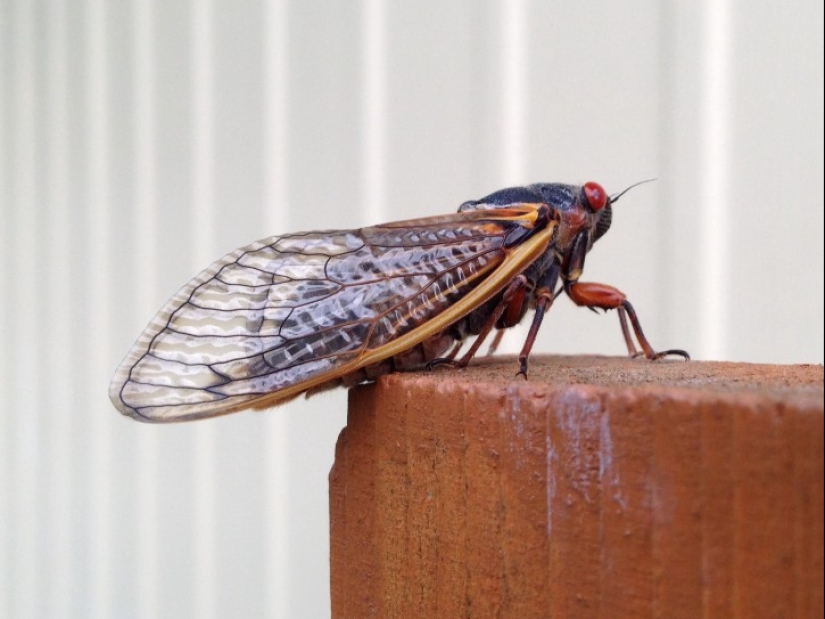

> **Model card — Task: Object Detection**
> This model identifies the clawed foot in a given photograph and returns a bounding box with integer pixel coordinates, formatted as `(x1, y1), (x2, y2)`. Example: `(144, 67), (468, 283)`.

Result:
(426, 357), (460, 371)
(649, 348), (691, 361)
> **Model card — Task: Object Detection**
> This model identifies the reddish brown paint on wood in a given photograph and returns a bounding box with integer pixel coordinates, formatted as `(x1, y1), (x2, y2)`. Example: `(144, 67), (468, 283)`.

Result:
(329, 355), (824, 619)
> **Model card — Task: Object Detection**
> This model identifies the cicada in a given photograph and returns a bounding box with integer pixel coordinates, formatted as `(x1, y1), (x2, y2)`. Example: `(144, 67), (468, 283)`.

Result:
(110, 181), (688, 423)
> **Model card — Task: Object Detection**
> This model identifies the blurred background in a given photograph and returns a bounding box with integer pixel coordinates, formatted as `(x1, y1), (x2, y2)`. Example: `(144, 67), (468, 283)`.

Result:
(1, 0), (822, 617)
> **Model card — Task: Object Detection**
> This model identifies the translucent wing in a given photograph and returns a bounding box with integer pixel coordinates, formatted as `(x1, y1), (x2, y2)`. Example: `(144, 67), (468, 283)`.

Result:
(110, 207), (548, 422)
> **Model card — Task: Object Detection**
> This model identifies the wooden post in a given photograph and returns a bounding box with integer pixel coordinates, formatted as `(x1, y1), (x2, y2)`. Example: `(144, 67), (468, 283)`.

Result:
(329, 355), (823, 619)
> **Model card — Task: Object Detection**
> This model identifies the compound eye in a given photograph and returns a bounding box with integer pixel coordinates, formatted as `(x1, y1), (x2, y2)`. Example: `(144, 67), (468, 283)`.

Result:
(583, 181), (608, 212)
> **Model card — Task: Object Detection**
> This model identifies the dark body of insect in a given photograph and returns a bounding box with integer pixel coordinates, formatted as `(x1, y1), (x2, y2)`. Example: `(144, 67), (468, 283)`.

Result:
(110, 181), (688, 423)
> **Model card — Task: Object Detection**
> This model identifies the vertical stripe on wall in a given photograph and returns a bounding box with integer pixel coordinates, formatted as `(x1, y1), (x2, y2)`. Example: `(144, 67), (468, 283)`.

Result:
(263, 1), (290, 617)
(192, 1), (217, 618)
(87, 1), (113, 616)
(501, 0), (527, 185)
(701, 0), (731, 359)
(10, 1), (39, 617)
(44, 1), (73, 616)
(133, 0), (160, 616)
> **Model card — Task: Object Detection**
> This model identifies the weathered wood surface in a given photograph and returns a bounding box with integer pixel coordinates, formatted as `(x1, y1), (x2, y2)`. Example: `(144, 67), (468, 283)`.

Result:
(330, 356), (823, 619)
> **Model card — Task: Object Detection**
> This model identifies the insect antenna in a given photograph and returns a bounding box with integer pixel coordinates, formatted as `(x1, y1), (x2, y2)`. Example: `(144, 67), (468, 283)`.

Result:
(609, 178), (657, 203)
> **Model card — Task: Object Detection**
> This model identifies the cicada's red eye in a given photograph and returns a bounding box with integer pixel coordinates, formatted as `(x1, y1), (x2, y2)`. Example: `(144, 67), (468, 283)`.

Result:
(583, 181), (608, 212)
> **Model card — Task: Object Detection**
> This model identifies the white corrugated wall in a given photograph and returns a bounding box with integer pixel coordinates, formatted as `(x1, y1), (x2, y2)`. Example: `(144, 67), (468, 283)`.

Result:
(1, 1), (822, 617)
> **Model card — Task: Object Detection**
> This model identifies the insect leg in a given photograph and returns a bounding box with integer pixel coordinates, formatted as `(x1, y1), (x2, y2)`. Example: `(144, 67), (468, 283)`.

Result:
(617, 305), (640, 357)
(562, 231), (688, 360)
(484, 277), (530, 355)
(486, 329), (506, 356)
(565, 281), (689, 360)
(445, 339), (465, 361)
(515, 261), (561, 377)
(617, 300), (690, 360)
(428, 275), (530, 370)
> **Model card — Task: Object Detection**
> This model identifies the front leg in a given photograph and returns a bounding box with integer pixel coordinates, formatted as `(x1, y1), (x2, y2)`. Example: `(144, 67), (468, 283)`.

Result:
(565, 281), (689, 360)
(561, 230), (688, 360)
